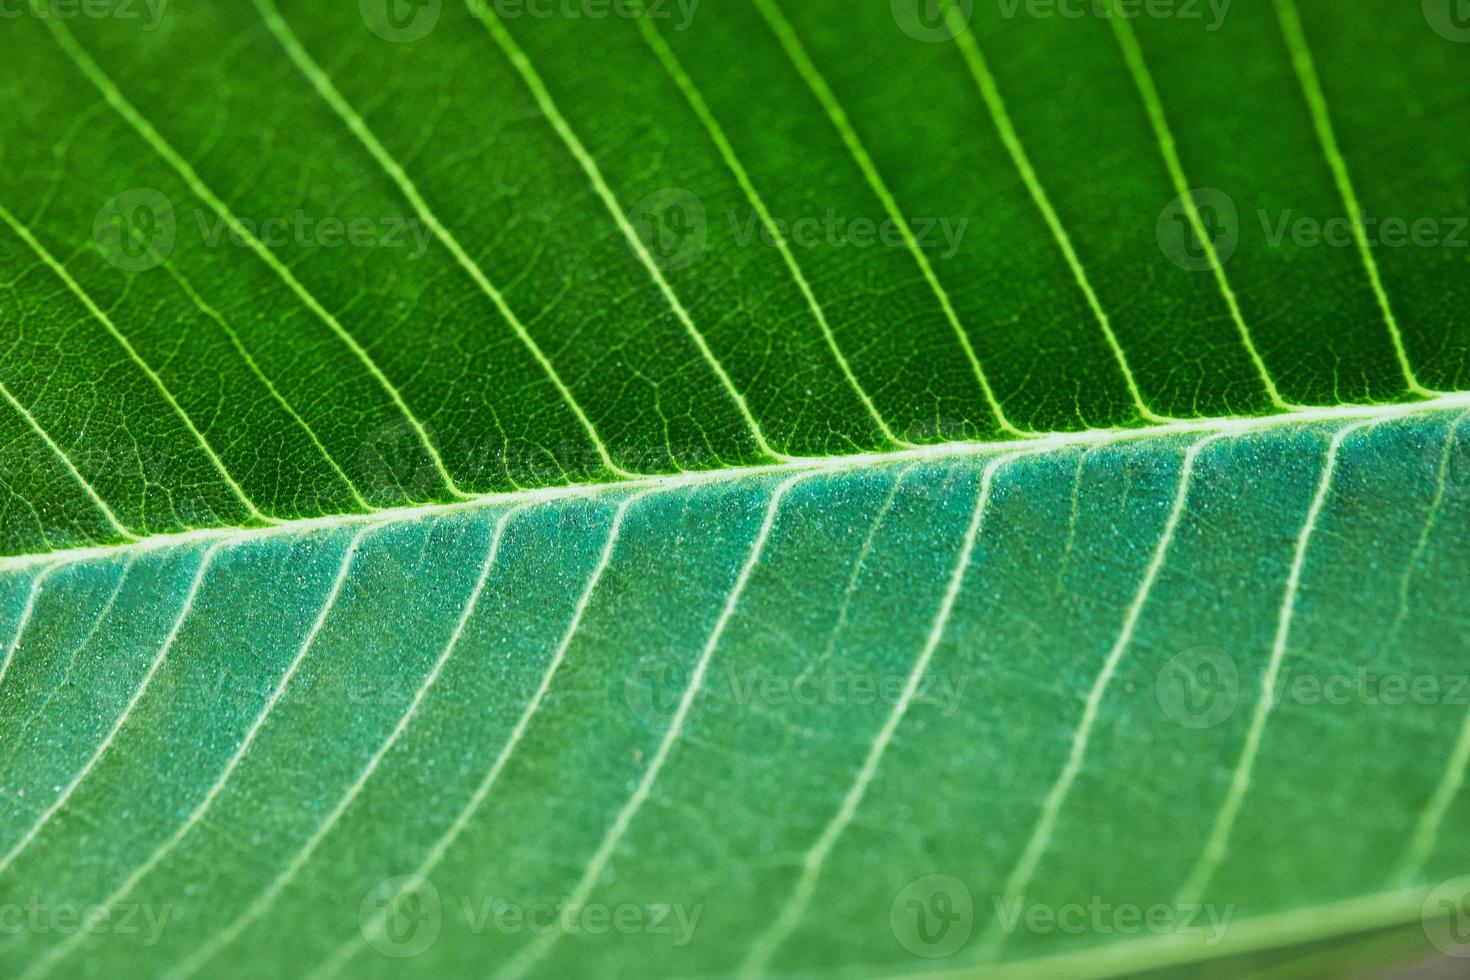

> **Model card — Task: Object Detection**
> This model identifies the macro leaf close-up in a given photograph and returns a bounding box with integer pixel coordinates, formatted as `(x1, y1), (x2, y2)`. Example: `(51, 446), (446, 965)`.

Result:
(2, 0), (1470, 976)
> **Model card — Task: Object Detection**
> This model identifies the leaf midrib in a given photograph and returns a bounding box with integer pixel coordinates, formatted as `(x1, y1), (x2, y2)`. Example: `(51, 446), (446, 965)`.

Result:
(6, 393), (1468, 574)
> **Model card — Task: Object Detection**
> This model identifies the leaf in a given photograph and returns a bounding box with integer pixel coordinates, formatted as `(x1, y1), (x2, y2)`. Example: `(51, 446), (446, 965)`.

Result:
(1, 0), (1469, 977)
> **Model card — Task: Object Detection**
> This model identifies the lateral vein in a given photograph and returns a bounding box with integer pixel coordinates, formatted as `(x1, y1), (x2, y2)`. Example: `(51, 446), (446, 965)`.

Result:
(980, 433), (1218, 958)
(18, 528), (367, 980)
(0, 379), (135, 540)
(1175, 420), (1369, 905)
(468, 0), (789, 462)
(254, 0), (632, 479)
(496, 472), (809, 980)
(42, 17), (464, 500)
(0, 542), (220, 878)
(1271, 0), (1434, 397)
(0, 203), (270, 523)
(951, 22), (1165, 423)
(1107, 5), (1290, 411)
(167, 508), (515, 979)
(309, 490), (647, 980)
(635, 11), (908, 448)
(741, 451), (1018, 977)
(753, 0), (1021, 435)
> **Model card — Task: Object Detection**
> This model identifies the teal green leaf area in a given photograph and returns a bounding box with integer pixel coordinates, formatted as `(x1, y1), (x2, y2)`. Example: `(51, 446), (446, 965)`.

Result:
(2, 0), (1470, 976)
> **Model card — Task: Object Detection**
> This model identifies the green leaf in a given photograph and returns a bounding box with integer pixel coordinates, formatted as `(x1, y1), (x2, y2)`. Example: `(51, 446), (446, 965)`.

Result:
(2, 0), (1469, 977)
